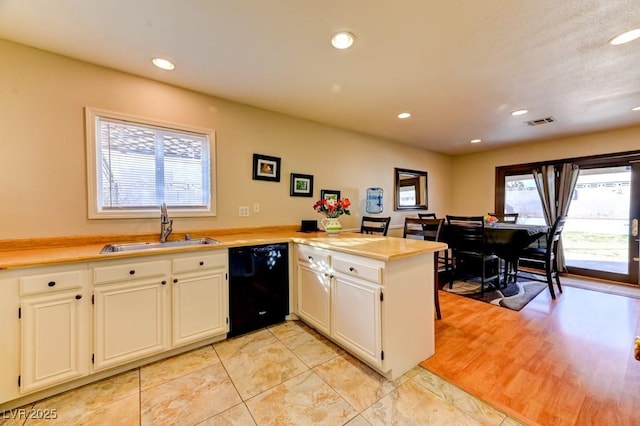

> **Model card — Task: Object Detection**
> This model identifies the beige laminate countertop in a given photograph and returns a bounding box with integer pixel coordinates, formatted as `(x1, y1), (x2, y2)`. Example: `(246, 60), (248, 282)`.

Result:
(0, 227), (446, 270)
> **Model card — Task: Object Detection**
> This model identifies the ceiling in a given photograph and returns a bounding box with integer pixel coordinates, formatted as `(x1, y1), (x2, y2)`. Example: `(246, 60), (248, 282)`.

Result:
(1, 1), (639, 155)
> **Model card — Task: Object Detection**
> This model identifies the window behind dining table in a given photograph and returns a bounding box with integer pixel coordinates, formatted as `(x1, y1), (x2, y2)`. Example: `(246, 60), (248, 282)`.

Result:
(495, 151), (640, 221)
(494, 150), (640, 283)
(495, 164), (546, 226)
(504, 174), (546, 225)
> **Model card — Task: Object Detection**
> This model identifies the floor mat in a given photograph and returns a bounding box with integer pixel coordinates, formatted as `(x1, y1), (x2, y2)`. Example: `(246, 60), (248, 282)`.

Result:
(442, 279), (547, 311)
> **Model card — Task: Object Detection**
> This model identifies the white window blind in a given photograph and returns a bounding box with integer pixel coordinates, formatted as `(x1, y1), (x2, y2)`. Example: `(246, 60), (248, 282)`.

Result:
(86, 108), (215, 218)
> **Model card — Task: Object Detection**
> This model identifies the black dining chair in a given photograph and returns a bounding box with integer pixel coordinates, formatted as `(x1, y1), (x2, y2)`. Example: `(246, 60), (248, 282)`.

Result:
(445, 215), (500, 295)
(417, 214), (455, 288)
(488, 212), (519, 280)
(403, 217), (451, 319)
(488, 212), (519, 223)
(360, 216), (391, 236)
(418, 213), (437, 219)
(403, 217), (442, 240)
(518, 215), (567, 299)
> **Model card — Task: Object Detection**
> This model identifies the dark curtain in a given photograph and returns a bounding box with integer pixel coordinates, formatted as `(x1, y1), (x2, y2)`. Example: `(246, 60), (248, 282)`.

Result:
(532, 163), (579, 270)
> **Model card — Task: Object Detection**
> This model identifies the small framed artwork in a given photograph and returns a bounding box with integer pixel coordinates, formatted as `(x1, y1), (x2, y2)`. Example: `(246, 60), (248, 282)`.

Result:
(290, 173), (314, 197)
(252, 153), (281, 182)
(321, 189), (341, 201)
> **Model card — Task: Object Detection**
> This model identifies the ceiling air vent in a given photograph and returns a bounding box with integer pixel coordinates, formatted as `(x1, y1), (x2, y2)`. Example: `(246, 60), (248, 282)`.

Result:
(526, 116), (555, 126)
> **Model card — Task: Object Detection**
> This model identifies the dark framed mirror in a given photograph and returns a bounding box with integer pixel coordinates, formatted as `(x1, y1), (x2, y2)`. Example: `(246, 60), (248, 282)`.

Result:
(394, 168), (428, 210)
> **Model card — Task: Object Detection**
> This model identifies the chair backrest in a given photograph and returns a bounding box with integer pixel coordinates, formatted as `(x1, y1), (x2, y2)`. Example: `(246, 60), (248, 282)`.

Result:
(360, 216), (391, 236)
(445, 215), (484, 226)
(418, 213), (437, 219)
(546, 215), (567, 259)
(445, 215), (485, 253)
(403, 218), (444, 241)
(488, 212), (519, 223)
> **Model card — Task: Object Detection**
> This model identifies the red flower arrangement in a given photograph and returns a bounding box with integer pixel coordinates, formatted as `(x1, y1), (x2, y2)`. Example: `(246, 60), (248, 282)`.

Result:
(484, 214), (498, 224)
(313, 198), (352, 218)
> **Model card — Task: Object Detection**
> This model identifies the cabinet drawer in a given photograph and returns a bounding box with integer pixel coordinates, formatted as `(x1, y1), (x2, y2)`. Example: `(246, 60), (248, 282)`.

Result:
(333, 258), (382, 284)
(20, 270), (83, 296)
(173, 252), (227, 273)
(297, 245), (330, 268)
(93, 260), (169, 284)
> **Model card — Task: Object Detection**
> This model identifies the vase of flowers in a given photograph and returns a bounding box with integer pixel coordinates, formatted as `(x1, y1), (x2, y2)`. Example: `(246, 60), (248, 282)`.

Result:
(484, 214), (498, 226)
(320, 217), (342, 235)
(313, 197), (351, 236)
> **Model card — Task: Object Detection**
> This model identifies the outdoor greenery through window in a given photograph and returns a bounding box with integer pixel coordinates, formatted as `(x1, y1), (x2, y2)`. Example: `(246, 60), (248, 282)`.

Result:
(496, 151), (640, 283)
(565, 166), (630, 275)
(504, 169), (629, 274)
(86, 108), (215, 218)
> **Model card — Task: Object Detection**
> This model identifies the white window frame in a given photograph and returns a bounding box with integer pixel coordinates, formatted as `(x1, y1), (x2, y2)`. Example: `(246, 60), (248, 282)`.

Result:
(85, 107), (216, 219)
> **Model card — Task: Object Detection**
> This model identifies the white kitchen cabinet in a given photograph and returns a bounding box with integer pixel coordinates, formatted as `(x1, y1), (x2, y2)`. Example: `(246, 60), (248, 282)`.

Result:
(0, 275), (20, 405)
(0, 234), (439, 409)
(171, 251), (228, 346)
(19, 267), (89, 393)
(330, 252), (384, 369)
(295, 243), (434, 380)
(92, 259), (171, 371)
(0, 246), (233, 409)
(296, 245), (331, 335)
(331, 273), (383, 369)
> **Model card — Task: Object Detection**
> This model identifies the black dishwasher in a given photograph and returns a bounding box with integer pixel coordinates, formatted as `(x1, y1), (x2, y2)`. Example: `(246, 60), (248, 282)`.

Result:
(228, 243), (289, 337)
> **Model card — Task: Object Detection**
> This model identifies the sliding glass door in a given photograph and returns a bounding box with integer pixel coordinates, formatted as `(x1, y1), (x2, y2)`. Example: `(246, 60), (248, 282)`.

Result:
(504, 173), (546, 225)
(564, 166), (633, 282)
(496, 152), (640, 284)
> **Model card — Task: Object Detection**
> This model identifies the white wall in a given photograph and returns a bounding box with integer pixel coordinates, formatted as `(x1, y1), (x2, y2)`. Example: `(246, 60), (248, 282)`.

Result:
(0, 39), (452, 239)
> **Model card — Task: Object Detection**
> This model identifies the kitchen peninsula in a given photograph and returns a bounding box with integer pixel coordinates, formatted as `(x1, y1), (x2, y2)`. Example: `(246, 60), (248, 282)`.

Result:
(0, 226), (445, 410)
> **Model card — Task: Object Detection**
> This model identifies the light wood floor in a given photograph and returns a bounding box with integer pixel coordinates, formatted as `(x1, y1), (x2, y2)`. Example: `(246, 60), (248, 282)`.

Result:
(420, 278), (640, 426)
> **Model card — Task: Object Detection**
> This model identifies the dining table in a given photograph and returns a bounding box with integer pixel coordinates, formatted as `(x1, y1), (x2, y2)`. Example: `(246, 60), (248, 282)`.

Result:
(484, 222), (550, 285)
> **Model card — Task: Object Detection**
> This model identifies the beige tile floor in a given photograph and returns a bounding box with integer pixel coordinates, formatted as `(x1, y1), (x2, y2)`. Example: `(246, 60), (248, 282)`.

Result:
(2, 321), (524, 426)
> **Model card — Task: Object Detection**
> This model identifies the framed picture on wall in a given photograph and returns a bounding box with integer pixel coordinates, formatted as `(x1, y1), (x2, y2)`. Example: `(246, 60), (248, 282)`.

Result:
(290, 173), (314, 197)
(321, 189), (341, 201)
(252, 153), (281, 182)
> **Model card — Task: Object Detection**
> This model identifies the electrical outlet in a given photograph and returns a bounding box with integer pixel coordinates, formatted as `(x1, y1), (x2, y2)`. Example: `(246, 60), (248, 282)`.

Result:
(253, 202), (260, 213)
(239, 206), (250, 217)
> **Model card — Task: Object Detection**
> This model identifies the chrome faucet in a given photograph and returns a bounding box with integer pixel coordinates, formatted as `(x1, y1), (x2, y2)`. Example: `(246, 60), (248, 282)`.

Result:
(160, 202), (173, 243)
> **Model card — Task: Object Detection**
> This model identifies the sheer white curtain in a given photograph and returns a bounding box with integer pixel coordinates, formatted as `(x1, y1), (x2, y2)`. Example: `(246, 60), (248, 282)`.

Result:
(532, 163), (579, 270)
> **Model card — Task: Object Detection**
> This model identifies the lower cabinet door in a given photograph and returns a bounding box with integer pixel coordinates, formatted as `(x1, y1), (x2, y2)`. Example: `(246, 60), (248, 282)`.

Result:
(93, 278), (169, 371)
(21, 291), (89, 393)
(331, 274), (383, 368)
(297, 264), (330, 335)
(172, 270), (227, 346)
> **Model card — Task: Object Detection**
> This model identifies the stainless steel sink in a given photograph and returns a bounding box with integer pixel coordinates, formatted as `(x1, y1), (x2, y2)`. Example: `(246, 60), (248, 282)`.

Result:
(100, 237), (220, 254)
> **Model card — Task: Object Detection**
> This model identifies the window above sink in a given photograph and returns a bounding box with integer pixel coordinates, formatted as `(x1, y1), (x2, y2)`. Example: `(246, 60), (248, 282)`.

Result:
(85, 107), (217, 219)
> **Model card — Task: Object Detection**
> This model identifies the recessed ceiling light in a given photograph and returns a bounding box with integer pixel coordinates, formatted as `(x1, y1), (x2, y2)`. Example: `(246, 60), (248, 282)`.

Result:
(331, 32), (355, 49)
(511, 109), (528, 116)
(609, 28), (640, 45)
(152, 58), (175, 70)
(397, 112), (411, 119)
(632, 106), (640, 111)
(470, 139), (482, 144)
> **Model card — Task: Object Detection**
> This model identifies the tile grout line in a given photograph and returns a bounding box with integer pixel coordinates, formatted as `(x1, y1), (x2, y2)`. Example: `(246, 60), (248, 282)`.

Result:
(214, 327), (318, 424)
(268, 321), (479, 423)
(267, 324), (364, 424)
(417, 366), (529, 425)
(272, 322), (399, 420)
(408, 371), (510, 426)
